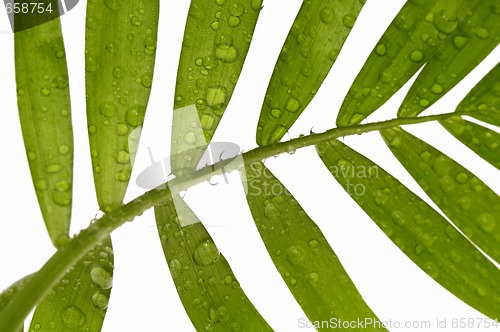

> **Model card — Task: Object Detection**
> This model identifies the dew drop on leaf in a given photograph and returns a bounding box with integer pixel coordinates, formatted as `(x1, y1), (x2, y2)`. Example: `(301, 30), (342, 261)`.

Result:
(228, 16), (241, 27)
(286, 246), (305, 265)
(375, 43), (386, 56)
(319, 7), (334, 23)
(99, 101), (116, 118)
(90, 267), (113, 289)
(61, 305), (87, 329)
(250, 0), (262, 11)
(92, 291), (109, 310)
(169, 259), (183, 279)
(477, 213), (496, 233)
(125, 104), (146, 127)
(194, 240), (220, 266)
(409, 49), (424, 62)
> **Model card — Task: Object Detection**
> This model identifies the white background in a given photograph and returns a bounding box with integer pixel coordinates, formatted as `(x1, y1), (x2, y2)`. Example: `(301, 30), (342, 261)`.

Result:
(1, 0), (500, 331)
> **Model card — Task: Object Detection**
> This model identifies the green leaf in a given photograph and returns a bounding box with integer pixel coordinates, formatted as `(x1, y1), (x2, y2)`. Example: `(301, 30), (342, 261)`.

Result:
(15, 13), (73, 247)
(85, 0), (159, 212)
(336, 0), (478, 126)
(0, 274), (35, 332)
(28, 238), (114, 332)
(154, 191), (272, 332)
(399, 1), (500, 117)
(172, 0), (262, 173)
(456, 62), (500, 127)
(381, 127), (500, 264)
(256, 0), (365, 146)
(440, 116), (500, 170)
(242, 162), (387, 332)
(317, 139), (500, 319)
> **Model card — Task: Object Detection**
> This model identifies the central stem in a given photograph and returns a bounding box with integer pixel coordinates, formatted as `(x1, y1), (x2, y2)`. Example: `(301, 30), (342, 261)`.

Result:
(0, 111), (458, 331)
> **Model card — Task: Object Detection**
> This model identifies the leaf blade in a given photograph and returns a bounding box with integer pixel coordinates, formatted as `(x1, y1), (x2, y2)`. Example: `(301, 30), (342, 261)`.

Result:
(456, 62), (500, 127)
(85, 0), (159, 212)
(28, 238), (114, 332)
(154, 192), (273, 332)
(381, 127), (500, 264)
(336, 0), (478, 126)
(243, 162), (387, 331)
(317, 139), (500, 319)
(172, 0), (261, 173)
(256, 0), (365, 145)
(14, 10), (73, 247)
(440, 116), (500, 170)
(398, 0), (500, 117)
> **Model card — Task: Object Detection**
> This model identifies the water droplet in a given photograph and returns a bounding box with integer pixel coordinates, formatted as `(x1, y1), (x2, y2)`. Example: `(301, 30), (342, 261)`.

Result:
(476, 28), (490, 40)
(224, 275), (232, 284)
(286, 246), (305, 265)
(432, 155), (450, 176)
(215, 45), (238, 63)
(116, 150), (130, 164)
(140, 74), (153, 88)
(264, 203), (280, 219)
(206, 86), (228, 109)
(375, 43), (386, 56)
(125, 104), (146, 127)
(130, 16), (141, 26)
(61, 305), (86, 329)
(34, 323), (41, 330)
(308, 239), (318, 248)
(452, 35), (469, 49)
(99, 102), (116, 118)
(270, 108), (282, 119)
(193, 240), (220, 266)
(306, 272), (319, 285)
(285, 97), (301, 113)
(476, 287), (487, 297)
(183, 131), (197, 145)
(433, 10), (458, 34)
(40, 87), (51, 96)
(169, 259), (182, 279)
(431, 83), (443, 94)
(229, 2), (245, 16)
(104, 0), (119, 9)
(477, 213), (495, 233)
(202, 55), (217, 70)
(228, 16), (241, 27)
(92, 291), (109, 309)
(250, 0), (262, 11)
(342, 14), (356, 28)
(409, 49), (424, 62)
(320, 7), (334, 23)
(215, 0), (225, 5)
(55, 50), (65, 59)
(35, 179), (47, 191)
(200, 114), (214, 129)
(455, 172), (468, 184)
(391, 211), (405, 226)
(90, 267), (113, 289)
(46, 164), (62, 173)
(328, 48), (340, 61)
